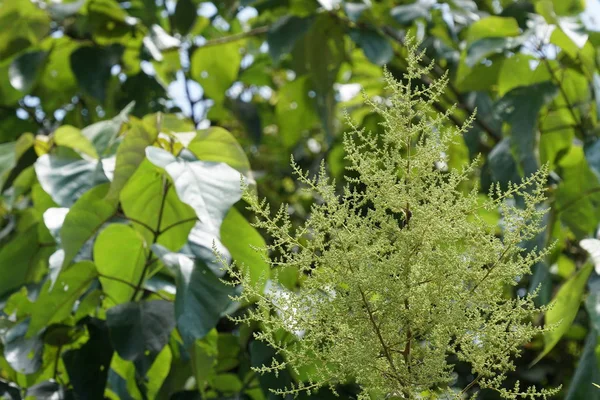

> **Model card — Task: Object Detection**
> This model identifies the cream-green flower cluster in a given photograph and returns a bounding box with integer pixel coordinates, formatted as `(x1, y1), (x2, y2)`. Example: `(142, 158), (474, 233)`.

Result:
(225, 40), (558, 399)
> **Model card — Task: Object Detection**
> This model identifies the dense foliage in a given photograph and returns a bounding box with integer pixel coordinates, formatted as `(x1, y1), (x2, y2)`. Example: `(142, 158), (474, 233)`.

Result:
(1, 0), (600, 399)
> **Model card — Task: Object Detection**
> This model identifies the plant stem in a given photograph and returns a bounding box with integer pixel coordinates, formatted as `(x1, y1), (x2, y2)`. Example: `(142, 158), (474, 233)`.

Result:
(131, 178), (170, 300)
(159, 216), (199, 235)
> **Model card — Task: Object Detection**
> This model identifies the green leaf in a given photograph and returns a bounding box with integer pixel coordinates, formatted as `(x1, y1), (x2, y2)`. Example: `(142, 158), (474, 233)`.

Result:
(106, 300), (175, 365)
(82, 102), (133, 157)
(267, 16), (314, 65)
(145, 147), (242, 275)
(144, 345), (172, 399)
(191, 329), (218, 389)
(62, 318), (114, 399)
(94, 224), (147, 305)
(8, 50), (47, 93)
(275, 76), (318, 148)
(27, 261), (98, 337)
(556, 146), (600, 239)
(497, 53), (551, 96)
(0, 224), (49, 297)
(0, 141), (17, 191)
(54, 125), (99, 159)
(120, 160), (196, 251)
(586, 273), (600, 332)
(465, 36), (526, 67)
(173, 0), (197, 35)
(564, 330), (600, 400)
(532, 262), (593, 365)
(212, 373), (243, 393)
(108, 343), (172, 400)
(34, 154), (109, 207)
(190, 41), (241, 104)
(187, 127), (250, 173)
(496, 82), (557, 175)
(61, 183), (118, 271)
(151, 245), (233, 347)
(221, 207), (269, 291)
(107, 121), (158, 201)
(348, 27), (393, 66)
(32, 37), (80, 111)
(486, 138), (521, 190)
(551, 0), (585, 16)
(0, 0), (49, 60)
(0, 58), (23, 107)
(465, 16), (520, 43)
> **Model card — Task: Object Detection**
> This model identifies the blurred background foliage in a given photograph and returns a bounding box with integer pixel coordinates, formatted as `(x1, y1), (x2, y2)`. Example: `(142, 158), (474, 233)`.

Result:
(2, 0), (600, 398)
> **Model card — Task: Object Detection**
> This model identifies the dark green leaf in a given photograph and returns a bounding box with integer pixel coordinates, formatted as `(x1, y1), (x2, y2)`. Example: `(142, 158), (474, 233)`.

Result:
(564, 329), (600, 400)
(63, 318), (114, 400)
(70, 45), (123, 102)
(174, 0), (197, 35)
(496, 82), (557, 175)
(152, 245), (233, 347)
(267, 16), (314, 65)
(586, 274), (600, 333)
(106, 300), (175, 366)
(0, 224), (49, 297)
(8, 50), (47, 93)
(349, 27), (393, 66)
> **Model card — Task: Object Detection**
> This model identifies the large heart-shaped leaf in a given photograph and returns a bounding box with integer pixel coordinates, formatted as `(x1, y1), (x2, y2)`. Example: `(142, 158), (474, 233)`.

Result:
(106, 300), (175, 371)
(152, 245), (233, 347)
(62, 318), (114, 399)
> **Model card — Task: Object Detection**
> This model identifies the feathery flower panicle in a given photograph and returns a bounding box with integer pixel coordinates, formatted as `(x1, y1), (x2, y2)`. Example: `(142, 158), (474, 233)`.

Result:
(224, 39), (558, 399)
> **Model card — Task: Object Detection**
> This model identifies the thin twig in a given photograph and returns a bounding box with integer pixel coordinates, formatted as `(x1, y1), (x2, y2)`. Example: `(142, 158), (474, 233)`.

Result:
(199, 26), (269, 49)
(131, 179), (170, 300)
(159, 216), (199, 235)
(99, 272), (172, 302)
